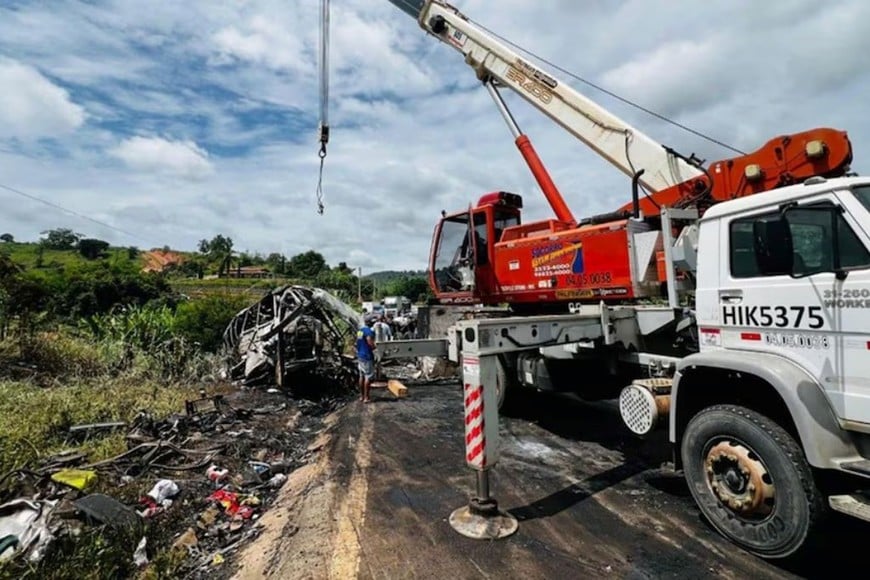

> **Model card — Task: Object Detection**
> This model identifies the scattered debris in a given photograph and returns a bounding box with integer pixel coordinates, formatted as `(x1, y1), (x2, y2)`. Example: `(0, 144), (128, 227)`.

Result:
(206, 465), (229, 485)
(207, 490), (255, 520)
(74, 494), (141, 531)
(267, 473), (288, 488)
(0, 371), (353, 575)
(0, 499), (57, 563)
(67, 422), (127, 443)
(146, 479), (179, 504)
(387, 379), (408, 399)
(50, 469), (96, 491)
(185, 394), (224, 416)
(133, 536), (149, 567)
(172, 527), (198, 553)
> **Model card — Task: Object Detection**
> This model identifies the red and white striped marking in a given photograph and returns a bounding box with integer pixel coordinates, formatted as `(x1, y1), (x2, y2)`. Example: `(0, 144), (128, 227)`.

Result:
(464, 381), (486, 469)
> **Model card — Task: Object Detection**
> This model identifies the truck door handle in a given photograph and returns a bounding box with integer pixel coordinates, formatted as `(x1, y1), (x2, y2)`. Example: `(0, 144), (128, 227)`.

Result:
(719, 290), (743, 304)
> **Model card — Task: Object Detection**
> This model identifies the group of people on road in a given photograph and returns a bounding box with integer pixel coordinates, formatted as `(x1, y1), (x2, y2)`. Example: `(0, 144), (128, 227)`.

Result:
(355, 314), (393, 403)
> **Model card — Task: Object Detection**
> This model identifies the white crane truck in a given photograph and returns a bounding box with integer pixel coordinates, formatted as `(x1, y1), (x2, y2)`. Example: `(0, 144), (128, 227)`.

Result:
(323, 0), (870, 559)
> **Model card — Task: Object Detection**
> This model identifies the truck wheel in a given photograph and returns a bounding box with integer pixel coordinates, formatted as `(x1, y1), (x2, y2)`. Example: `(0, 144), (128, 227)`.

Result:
(680, 404), (824, 559)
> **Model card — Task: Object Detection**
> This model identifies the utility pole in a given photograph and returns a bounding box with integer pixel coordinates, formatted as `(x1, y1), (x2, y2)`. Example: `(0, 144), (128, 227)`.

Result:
(357, 266), (362, 304)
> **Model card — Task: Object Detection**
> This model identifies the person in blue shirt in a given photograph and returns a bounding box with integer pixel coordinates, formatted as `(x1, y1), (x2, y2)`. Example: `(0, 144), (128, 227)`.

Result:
(356, 315), (377, 403)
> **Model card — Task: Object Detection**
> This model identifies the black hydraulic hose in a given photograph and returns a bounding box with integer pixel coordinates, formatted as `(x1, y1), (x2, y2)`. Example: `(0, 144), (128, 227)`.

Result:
(631, 169), (645, 219)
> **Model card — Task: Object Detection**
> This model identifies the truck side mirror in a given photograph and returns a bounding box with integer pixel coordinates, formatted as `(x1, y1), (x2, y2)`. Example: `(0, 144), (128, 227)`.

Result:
(752, 217), (793, 276)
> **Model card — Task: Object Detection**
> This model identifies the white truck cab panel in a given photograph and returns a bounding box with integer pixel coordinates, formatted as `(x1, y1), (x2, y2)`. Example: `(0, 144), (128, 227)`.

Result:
(695, 178), (870, 428)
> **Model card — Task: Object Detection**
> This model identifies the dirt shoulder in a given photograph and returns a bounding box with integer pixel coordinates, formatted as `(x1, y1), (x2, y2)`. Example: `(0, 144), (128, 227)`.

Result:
(231, 397), (377, 580)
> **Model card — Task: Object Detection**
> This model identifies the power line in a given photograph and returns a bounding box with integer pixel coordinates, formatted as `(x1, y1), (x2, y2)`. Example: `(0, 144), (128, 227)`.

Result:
(467, 17), (746, 156)
(0, 182), (152, 244)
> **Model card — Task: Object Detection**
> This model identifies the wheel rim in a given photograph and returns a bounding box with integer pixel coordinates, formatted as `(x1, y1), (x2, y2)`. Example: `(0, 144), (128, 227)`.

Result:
(703, 439), (775, 520)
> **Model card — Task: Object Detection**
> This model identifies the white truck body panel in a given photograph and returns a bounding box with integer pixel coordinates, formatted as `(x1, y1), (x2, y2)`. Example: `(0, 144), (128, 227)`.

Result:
(695, 177), (870, 427)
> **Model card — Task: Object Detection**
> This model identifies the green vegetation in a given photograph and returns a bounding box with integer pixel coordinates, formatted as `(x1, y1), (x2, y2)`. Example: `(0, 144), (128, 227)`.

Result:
(0, 371), (201, 477)
(0, 228), (435, 577)
(2, 241), (131, 270)
(174, 294), (250, 351)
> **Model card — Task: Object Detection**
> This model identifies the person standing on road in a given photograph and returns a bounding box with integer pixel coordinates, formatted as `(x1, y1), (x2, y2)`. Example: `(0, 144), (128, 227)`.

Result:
(356, 315), (377, 403)
(373, 315), (392, 343)
(372, 315), (392, 380)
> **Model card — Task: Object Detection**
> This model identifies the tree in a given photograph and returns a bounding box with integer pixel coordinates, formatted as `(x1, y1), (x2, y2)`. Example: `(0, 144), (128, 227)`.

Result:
(174, 294), (250, 352)
(265, 253), (286, 275)
(314, 269), (356, 295)
(78, 238), (110, 260)
(40, 228), (82, 250)
(238, 252), (254, 267)
(200, 234), (234, 276)
(0, 233), (13, 243)
(382, 275), (431, 303)
(127, 246), (139, 260)
(289, 250), (327, 278)
(336, 261), (353, 275)
(206, 235), (233, 256)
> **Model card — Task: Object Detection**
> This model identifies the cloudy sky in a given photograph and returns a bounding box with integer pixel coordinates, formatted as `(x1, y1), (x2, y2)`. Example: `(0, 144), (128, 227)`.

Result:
(1, 0), (868, 272)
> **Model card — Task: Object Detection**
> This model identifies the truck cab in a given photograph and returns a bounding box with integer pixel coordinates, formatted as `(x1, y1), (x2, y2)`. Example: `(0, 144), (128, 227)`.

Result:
(694, 176), (870, 427)
(672, 176), (870, 558)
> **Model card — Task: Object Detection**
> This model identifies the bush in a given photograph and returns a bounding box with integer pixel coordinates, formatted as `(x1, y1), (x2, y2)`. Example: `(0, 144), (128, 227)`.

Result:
(19, 332), (110, 377)
(174, 294), (250, 352)
(0, 377), (201, 481)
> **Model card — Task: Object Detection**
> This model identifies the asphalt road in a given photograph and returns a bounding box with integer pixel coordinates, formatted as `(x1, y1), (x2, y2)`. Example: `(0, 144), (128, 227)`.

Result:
(328, 380), (867, 579)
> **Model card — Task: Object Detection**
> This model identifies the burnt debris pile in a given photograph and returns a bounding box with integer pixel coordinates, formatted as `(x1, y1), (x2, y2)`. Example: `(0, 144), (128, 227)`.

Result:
(0, 387), (341, 576)
(223, 285), (361, 390)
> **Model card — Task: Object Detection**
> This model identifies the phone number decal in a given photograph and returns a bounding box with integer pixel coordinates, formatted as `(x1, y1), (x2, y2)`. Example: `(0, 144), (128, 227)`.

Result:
(764, 333), (830, 349)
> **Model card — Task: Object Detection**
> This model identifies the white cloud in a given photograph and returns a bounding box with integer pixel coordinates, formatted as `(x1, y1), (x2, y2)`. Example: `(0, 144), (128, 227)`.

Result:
(0, 0), (868, 273)
(110, 136), (214, 180)
(212, 15), (307, 72)
(0, 57), (86, 139)
(600, 38), (729, 117)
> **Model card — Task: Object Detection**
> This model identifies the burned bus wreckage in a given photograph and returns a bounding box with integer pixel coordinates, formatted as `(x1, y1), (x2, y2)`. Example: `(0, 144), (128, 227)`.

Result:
(222, 286), (362, 387)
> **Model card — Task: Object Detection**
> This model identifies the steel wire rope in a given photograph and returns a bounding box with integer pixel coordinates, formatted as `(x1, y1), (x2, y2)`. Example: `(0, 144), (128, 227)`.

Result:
(0, 181), (152, 244)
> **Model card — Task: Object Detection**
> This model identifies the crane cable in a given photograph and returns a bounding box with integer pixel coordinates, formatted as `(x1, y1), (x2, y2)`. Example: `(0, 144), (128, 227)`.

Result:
(316, 0), (330, 214)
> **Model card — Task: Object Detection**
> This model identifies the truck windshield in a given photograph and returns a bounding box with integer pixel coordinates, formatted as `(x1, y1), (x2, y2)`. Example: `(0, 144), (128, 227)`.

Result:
(853, 185), (870, 213)
(433, 214), (470, 292)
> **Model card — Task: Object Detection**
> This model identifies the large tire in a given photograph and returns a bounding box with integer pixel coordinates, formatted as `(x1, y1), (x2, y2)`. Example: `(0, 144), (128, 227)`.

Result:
(494, 356), (508, 411)
(681, 404), (825, 559)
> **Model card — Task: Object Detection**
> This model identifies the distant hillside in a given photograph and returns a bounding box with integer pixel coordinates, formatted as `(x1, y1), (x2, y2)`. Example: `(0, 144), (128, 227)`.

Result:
(142, 249), (188, 272)
(0, 241), (132, 269)
(364, 270), (427, 284)
(0, 241), (200, 273)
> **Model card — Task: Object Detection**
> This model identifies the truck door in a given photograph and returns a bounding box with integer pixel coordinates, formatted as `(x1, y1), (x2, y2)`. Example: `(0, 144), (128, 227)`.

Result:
(470, 208), (497, 297)
(430, 210), (476, 301)
(719, 189), (870, 425)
